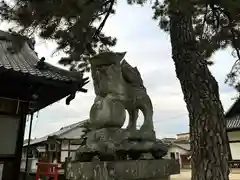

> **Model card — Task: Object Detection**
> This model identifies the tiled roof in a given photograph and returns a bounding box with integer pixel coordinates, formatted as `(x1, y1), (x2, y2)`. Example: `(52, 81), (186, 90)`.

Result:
(161, 138), (176, 141)
(225, 98), (240, 118)
(172, 143), (190, 151)
(23, 119), (88, 147)
(174, 139), (190, 144)
(224, 97), (240, 130)
(0, 30), (83, 83)
(227, 117), (240, 130)
(161, 138), (176, 144)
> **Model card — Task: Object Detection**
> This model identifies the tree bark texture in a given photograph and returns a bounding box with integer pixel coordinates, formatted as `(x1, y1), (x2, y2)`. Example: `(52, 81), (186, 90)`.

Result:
(169, 9), (230, 180)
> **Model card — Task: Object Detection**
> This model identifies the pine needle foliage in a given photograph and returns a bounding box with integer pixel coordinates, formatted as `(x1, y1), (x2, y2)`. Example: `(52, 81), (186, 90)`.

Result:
(1, 0), (240, 89)
(0, 0), (117, 72)
(127, 0), (240, 91)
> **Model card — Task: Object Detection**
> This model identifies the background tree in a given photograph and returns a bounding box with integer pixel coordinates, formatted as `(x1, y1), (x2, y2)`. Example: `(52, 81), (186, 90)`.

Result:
(1, 0), (240, 180)
(130, 2), (240, 180)
(0, 0), (117, 72)
(149, 1), (240, 180)
(151, 1), (231, 180)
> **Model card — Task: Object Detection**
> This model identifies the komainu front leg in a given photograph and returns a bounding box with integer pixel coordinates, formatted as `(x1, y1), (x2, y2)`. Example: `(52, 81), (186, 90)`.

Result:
(126, 109), (139, 131)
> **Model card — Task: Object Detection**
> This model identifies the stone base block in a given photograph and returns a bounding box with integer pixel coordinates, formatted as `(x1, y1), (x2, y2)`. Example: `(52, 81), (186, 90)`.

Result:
(76, 128), (168, 161)
(65, 159), (180, 180)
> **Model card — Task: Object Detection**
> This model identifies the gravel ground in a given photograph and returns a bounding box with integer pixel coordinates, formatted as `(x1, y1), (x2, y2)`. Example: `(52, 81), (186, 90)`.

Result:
(170, 169), (240, 180)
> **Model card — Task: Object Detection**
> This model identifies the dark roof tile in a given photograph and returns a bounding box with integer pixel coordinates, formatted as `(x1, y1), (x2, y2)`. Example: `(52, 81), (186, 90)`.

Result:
(227, 117), (240, 130)
(225, 99), (240, 118)
(23, 119), (88, 146)
(0, 30), (83, 83)
(173, 143), (190, 151)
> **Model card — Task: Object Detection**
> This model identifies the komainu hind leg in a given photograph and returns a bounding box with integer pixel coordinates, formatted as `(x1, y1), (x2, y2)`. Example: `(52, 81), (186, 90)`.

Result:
(126, 109), (139, 131)
(139, 96), (154, 132)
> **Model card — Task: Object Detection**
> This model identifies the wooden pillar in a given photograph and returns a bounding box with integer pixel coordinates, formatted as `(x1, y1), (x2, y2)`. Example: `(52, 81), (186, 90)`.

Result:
(68, 140), (71, 158)
(226, 131), (232, 161)
(12, 114), (27, 180)
(179, 154), (182, 169)
(59, 141), (62, 162)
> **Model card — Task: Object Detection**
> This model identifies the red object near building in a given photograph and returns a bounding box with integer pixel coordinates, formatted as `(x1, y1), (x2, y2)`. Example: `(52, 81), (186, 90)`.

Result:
(35, 162), (59, 180)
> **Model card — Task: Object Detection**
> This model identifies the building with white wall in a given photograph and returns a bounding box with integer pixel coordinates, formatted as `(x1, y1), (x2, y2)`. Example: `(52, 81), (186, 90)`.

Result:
(163, 132), (191, 168)
(21, 120), (87, 172)
(163, 98), (240, 169)
(165, 143), (190, 168)
(225, 99), (240, 167)
(228, 131), (240, 161)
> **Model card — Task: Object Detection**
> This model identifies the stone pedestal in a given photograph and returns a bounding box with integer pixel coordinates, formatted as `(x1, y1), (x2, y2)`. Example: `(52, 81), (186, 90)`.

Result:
(65, 159), (180, 180)
(76, 128), (168, 161)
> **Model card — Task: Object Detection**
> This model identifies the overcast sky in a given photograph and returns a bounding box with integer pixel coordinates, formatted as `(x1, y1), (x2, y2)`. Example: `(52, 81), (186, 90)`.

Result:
(1, 1), (237, 139)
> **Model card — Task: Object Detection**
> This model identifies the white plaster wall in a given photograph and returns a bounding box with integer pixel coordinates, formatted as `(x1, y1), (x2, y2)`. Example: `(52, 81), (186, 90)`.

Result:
(228, 131), (240, 160)
(164, 146), (189, 169)
(20, 158), (38, 171)
(164, 146), (189, 159)
(60, 140), (80, 162)
(60, 151), (69, 162)
(61, 141), (79, 151)
(60, 150), (77, 162)
(229, 143), (240, 160)
(228, 131), (240, 141)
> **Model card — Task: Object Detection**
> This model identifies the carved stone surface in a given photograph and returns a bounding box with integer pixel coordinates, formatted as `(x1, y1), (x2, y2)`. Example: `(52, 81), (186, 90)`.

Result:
(75, 128), (168, 161)
(89, 52), (154, 132)
(89, 96), (126, 129)
(65, 159), (180, 180)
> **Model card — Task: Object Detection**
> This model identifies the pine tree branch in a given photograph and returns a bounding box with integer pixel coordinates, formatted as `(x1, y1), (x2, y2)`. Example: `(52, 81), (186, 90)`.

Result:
(215, 6), (240, 88)
(199, 4), (208, 41)
(219, 8), (240, 61)
(93, 0), (115, 39)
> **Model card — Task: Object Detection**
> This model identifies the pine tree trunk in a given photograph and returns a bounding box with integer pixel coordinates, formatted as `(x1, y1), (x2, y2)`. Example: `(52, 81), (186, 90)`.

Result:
(169, 9), (230, 180)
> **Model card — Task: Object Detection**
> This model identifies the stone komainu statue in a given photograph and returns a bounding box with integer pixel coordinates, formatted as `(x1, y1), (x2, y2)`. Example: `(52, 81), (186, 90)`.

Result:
(120, 59), (153, 132)
(89, 52), (154, 132)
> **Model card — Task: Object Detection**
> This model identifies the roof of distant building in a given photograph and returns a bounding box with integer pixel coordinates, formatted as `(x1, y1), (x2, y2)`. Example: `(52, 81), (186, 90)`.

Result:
(225, 98), (240, 130)
(161, 137), (176, 141)
(226, 117), (240, 130)
(23, 119), (88, 147)
(176, 132), (189, 136)
(225, 98), (240, 119)
(173, 143), (191, 151)
(174, 138), (189, 144)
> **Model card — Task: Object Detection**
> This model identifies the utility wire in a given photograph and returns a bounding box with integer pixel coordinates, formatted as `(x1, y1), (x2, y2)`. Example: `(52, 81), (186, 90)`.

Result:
(168, 113), (188, 120)
(154, 113), (188, 124)
(32, 111), (40, 132)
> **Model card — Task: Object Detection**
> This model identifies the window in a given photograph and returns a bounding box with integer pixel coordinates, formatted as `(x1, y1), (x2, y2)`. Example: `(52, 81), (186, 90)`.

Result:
(230, 142), (240, 160)
(48, 143), (57, 151)
(170, 152), (175, 159)
(27, 149), (34, 158)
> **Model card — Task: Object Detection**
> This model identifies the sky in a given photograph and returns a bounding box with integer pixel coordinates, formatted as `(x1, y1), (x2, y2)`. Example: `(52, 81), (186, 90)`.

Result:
(1, 1), (238, 139)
